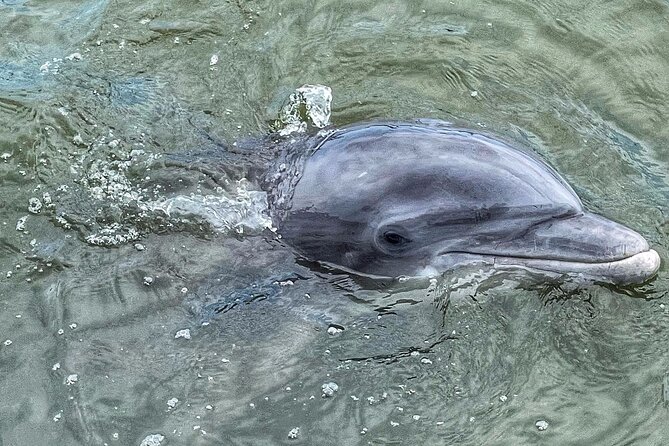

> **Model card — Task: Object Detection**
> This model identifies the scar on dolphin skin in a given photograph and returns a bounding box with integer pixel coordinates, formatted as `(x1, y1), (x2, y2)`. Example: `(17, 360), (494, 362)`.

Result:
(261, 121), (661, 286)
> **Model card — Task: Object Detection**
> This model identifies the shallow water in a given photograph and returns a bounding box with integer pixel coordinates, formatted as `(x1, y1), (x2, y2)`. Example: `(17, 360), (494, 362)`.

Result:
(1, 0), (668, 444)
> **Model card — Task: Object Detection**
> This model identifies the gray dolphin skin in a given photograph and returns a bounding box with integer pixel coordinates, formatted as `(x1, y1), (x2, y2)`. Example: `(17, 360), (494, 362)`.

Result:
(267, 121), (661, 285)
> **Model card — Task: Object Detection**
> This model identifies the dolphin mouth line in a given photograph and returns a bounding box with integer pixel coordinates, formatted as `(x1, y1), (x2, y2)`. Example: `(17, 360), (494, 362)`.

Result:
(438, 249), (661, 284)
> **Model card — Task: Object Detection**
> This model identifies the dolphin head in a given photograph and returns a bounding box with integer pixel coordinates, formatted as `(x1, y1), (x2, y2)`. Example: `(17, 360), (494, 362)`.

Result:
(274, 122), (660, 285)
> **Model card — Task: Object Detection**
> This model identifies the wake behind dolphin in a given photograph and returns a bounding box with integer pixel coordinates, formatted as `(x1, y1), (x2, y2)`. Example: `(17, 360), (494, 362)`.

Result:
(262, 121), (660, 285)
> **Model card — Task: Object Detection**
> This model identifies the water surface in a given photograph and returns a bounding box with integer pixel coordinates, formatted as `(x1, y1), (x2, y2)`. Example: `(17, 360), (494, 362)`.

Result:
(0, 0), (668, 444)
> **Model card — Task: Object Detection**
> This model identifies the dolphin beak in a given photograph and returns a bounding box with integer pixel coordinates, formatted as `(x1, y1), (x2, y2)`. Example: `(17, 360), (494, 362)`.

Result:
(528, 212), (650, 262)
(517, 211), (661, 284)
(436, 212), (661, 285)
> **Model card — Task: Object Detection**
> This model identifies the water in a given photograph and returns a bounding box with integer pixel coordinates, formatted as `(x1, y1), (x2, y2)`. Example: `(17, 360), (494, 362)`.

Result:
(0, 0), (668, 444)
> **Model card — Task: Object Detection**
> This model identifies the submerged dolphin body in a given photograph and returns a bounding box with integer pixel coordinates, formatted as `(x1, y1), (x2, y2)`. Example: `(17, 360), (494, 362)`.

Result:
(263, 121), (660, 285)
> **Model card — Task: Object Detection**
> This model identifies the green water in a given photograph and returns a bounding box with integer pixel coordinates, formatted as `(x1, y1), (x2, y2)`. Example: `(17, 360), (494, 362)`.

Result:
(0, 0), (668, 444)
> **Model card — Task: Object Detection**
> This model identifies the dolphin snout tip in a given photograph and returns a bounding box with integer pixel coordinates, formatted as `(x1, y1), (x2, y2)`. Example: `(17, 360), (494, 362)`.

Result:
(610, 248), (661, 285)
(645, 248), (661, 276)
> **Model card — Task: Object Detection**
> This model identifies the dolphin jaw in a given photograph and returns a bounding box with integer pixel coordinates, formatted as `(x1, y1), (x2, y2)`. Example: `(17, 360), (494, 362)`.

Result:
(432, 249), (661, 285)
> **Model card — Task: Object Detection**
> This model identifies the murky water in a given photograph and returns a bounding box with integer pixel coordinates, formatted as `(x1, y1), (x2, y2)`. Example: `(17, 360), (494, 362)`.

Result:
(1, 0), (668, 444)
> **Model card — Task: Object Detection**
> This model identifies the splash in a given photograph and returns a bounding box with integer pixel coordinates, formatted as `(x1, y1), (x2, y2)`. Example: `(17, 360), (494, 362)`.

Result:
(277, 84), (332, 136)
(49, 84), (336, 247)
(55, 132), (273, 247)
(145, 181), (273, 235)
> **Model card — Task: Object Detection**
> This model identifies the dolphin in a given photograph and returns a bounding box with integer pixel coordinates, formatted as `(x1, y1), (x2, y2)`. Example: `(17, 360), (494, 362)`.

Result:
(261, 121), (660, 285)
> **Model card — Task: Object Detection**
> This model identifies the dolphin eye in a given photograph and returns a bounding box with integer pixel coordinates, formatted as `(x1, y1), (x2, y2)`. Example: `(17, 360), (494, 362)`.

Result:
(376, 226), (413, 254)
(382, 231), (411, 246)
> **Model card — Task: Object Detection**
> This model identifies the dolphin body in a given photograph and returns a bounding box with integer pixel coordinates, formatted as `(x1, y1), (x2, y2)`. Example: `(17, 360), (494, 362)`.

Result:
(261, 121), (660, 285)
